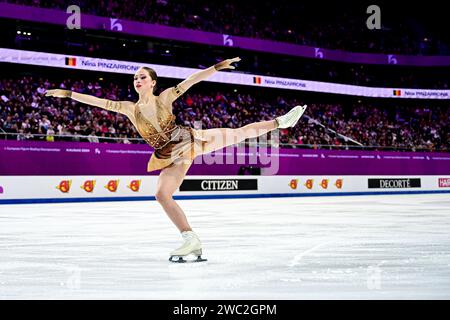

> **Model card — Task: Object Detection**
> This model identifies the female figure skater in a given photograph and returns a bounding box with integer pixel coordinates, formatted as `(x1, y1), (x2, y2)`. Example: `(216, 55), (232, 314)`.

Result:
(46, 57), (307, 262)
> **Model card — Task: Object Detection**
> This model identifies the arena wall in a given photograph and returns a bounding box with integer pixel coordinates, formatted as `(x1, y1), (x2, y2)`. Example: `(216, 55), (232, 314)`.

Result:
(1, 141), (449, 204)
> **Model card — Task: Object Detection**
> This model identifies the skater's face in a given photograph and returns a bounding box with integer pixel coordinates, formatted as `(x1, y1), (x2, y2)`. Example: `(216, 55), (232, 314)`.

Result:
(134, 68), (156, 94)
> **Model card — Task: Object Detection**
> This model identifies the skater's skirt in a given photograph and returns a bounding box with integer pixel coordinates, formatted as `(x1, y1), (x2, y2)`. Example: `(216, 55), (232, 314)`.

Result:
(147, 126), (208, 172)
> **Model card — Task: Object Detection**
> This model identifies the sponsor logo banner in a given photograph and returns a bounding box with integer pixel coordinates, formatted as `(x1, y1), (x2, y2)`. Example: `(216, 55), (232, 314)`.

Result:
(55, 179), (142, 193)
(368, 178), (421, 189)
(180, 179), (258, 192)
(438, 178), (450, 188)
(302, 178), (343, 190)
(290, 178), (344, 190)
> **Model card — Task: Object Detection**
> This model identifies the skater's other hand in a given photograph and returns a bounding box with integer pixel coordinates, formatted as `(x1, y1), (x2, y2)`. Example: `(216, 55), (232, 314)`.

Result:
(214, 57), (241, 71)
(45, 89), (72, 98)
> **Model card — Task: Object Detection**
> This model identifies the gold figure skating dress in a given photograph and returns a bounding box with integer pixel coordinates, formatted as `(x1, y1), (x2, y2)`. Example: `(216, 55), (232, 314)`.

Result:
(133, 97), (207, 172)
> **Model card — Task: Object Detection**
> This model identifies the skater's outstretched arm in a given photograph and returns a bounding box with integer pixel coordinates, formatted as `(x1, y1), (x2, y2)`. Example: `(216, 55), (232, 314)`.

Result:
(159, 57), (241, 105)
(45, 89), (135, 118)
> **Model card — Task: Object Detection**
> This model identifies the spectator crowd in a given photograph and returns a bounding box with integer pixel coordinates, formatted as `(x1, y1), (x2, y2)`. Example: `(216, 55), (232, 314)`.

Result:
(1, 75), (448, 152)
(4, 0), (446, 56)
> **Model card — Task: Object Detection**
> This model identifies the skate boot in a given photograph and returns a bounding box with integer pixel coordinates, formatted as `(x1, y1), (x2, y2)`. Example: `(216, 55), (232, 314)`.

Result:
(169, 230), (207, 263)
(275, 105), (307, 129)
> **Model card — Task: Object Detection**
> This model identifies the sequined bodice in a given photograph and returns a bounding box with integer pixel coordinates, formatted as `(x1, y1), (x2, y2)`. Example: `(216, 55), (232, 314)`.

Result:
(134, 99), (180, 149)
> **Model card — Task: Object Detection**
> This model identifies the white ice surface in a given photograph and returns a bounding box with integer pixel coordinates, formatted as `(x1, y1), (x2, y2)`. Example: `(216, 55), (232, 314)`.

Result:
(0, 194), (449, 299)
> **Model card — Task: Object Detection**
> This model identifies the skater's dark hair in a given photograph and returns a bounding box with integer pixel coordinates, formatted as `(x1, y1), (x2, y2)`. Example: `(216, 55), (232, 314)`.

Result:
(142, 67), (158, 93)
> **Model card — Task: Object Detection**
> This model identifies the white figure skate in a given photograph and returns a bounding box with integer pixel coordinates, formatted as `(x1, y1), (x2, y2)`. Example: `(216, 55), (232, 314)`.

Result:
(275, 104), (308, 129)
(169, 230), (207, 263)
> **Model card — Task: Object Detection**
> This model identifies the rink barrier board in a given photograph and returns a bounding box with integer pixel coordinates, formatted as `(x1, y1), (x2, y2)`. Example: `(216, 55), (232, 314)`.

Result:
(1, 175), (449, 204)
(1, 140), (450, 177)
(1, 190), (450, 205)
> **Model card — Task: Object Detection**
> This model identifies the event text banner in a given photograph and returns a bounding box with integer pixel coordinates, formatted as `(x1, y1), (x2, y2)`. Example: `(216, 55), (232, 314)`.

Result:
(1, 48), (449, 99)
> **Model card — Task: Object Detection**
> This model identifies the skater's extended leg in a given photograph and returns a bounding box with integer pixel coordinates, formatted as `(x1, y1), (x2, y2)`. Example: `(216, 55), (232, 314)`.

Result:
(155, 162), (192, 232)
(197, 120), (277, 155)
(197, 105), (307, 154)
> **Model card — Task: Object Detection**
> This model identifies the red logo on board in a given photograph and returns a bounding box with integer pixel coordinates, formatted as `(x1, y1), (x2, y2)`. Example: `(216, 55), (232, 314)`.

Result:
(81, 180), (96, 193)
(128, 180), (141, 192)
(304, 179), (314, 190)
(438, 178), (450, 188)
(105, 180), (119, 192)
(56, 180), (72, 193)
(289, 179), (298, 190)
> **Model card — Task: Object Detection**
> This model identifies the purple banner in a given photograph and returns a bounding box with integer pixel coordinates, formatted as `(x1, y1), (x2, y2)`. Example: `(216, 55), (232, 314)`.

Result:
(1, 140), (449, 176)
(1, 3), (450, 67)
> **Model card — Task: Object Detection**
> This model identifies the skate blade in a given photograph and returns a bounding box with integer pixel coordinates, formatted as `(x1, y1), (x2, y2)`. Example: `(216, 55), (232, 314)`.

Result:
(169, 255), (208, 263)
(295, 105), (307, 119)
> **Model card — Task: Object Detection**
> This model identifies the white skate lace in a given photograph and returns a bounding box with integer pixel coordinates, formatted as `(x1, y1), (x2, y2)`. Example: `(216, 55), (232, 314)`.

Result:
(182, 232), (196, 241)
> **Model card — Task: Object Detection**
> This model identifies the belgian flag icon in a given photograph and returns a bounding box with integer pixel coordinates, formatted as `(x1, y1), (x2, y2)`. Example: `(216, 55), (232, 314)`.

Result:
(65, 57), (77, 66)
(393, 89), (401, 96)
(253, 76), (262, 84)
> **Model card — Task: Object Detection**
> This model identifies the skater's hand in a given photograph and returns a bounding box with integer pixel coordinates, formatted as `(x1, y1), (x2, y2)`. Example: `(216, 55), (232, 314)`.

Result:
(45, 89), (72, 98)
(214, 57), (241, 71)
